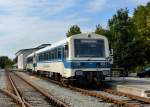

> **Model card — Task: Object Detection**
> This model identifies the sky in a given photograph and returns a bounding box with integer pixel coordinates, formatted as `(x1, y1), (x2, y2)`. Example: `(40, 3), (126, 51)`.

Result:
(0, 0), (149, 58)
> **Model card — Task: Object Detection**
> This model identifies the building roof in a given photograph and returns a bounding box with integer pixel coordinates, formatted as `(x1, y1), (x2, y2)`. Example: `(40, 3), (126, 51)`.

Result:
(35, 44), (51, 49)
(15, 44), (51, 56)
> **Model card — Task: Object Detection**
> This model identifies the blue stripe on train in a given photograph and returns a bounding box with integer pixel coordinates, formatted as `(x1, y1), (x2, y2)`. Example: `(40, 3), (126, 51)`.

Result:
(34, 60), (111, 69)
(63, 60), (111, 69)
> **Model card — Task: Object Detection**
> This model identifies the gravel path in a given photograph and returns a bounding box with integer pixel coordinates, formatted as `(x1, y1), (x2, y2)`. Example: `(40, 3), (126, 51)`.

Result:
(10, 73), (53, 107)
(0, 70), (7, 89)
(0, 70), (19, 107)
(0, 92), (19, 107)
(17, 72), (113, 107)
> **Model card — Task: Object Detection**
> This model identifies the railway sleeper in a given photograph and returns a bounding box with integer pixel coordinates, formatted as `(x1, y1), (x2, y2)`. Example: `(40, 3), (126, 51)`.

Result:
(13, 72), (70, 107)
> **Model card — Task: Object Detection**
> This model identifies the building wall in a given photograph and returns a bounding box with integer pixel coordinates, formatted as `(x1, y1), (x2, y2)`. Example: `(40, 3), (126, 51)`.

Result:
(17, 54), (23, 69)
(17, 50), (34, 70)
(16, 45), (50, 70)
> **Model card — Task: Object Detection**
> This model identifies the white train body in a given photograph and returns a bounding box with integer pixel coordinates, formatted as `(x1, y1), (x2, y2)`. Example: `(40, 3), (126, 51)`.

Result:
(26, 33), (113, 82)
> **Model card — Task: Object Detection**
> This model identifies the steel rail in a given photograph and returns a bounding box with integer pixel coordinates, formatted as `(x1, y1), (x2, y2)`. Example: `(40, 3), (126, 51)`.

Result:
(13, 72), (70, 107)
(104, 89), (150, 104)
(0, 89), (22, 105)
(8, 72), (33, 107)
(41, 76), (146, 107)
(67, 85), (140, 107)
(18, 71), (150, 107)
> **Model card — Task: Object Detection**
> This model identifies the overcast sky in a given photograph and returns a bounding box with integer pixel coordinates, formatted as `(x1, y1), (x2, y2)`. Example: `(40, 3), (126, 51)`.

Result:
(0, 0), (149, 58)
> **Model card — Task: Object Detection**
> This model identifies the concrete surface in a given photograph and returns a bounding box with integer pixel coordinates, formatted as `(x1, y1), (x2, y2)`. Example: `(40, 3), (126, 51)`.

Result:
(0, 69), (7, 89)
(107, 77), (150, 98)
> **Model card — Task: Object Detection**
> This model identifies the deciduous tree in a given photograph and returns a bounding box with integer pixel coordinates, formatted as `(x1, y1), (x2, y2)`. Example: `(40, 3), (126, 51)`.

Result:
(0, 56), (14, 69)
(66, 25), (81, 37)
(108, 8), (136, 70)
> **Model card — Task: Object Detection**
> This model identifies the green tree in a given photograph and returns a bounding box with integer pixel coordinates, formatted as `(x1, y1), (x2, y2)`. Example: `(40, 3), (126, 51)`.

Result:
(66, 25), (81, 37)
(133, 3), (150, 39)
(123, 39), (147, 70)
(132, 2), (150, 69)
(95, 24), (113, 48)
(0, 56), (14, 69)
(95, 24), (106, 35)
(108, 8), (136, 70)
(94, 3), (150, 72)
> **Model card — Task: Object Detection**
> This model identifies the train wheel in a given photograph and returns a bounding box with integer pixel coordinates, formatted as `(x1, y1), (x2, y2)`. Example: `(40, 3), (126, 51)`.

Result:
(61, 78), (69, 86)
(146, 74), (149, 78)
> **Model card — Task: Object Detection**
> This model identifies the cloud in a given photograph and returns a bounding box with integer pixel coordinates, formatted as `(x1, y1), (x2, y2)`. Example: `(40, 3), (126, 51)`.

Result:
(0, 0), (78, 16)
(0, 0), (150, 58)
(0, 0), (87, 58)
(125, 0), (150, 6)
(86, 0), (149, 13)
(87, 0), (109, 12)
(0, 14), (89, 58)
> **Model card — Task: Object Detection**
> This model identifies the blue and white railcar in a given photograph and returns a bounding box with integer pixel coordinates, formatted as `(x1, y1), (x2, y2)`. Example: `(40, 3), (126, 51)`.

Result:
(26, 33), (113, 83)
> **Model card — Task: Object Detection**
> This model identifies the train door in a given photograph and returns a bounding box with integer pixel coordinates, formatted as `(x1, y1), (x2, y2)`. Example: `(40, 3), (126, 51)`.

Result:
(62, 43), (69, 77)
(64, 43), (69, 59)
(33, 54), (37, 71)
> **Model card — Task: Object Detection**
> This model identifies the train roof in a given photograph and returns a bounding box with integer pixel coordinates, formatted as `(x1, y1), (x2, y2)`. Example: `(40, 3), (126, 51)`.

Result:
(35, 38), (69, 54)
(26, 33), (107, 57)
(26, 53), (34, 58)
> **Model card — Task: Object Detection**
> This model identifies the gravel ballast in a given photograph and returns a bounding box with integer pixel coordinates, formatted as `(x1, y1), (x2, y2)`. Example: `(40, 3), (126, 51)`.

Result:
(0, 70), (7, 89)
(17, 72), (112, 107)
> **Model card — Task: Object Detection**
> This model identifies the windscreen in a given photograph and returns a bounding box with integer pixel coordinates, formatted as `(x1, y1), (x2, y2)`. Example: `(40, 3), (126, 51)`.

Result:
(74, 39), (105, 57)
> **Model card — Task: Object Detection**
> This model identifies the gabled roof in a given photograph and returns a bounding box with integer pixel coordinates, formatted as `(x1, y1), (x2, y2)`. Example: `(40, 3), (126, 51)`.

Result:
(15, 44), (51, 56)
(15, 48), (36, 56)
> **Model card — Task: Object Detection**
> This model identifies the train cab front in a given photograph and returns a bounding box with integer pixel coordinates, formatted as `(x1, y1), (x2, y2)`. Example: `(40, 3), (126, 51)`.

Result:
(67, 34), (113, 87)
(71, 61), (111, 86)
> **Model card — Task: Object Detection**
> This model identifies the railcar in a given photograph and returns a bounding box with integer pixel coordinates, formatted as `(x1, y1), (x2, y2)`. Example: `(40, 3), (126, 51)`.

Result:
(26, 33), (113, 84)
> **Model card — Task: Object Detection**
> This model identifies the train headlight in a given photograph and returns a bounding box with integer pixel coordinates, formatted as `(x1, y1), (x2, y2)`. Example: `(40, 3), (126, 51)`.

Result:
(106, 57), (113, 64)
(75, 70), (83, 76)
(109, 58), (113, 64)
(106, 57), (109, 61)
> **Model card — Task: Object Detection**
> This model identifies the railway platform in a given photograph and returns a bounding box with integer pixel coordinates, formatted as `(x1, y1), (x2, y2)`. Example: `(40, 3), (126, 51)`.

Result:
(0, 69), (7, 89)
(107, 77), (150, 98)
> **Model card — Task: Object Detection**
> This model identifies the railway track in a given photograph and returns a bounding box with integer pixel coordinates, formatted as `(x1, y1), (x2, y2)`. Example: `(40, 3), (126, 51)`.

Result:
(7, 71), (69, 107)
(13, 71), (150, 107)
(0, 89), (22, 107)
(37, 74), (150, 107)
(0, 71), (23, 107)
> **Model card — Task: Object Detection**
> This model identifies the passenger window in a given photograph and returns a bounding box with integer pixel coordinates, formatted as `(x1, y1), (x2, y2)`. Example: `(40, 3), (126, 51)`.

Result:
(54, 49), (57, 60)
(40, 54), (42, 61)
(39, 54), (42, 61)
(38, 55), (40, 61)
(58, 48), (62, 59)
(39, 54), (41, 61)
(42, 53), (44, 61)
(64, 44), (69, 58)
(45, 52), (49, 60)
(51, 51), (54, 60)
(49, 51), (51, 60)
(44, 53), (46, 60)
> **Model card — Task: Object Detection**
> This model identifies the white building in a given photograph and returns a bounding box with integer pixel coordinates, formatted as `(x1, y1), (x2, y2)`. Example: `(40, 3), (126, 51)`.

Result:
(15, 44), (50, 70)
